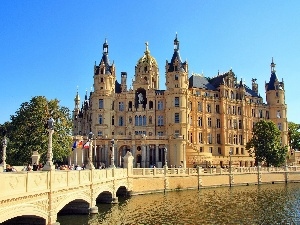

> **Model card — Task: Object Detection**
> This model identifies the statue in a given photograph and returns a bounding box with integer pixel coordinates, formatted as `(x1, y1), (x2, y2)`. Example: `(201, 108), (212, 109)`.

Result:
(138, 93), (143, 104)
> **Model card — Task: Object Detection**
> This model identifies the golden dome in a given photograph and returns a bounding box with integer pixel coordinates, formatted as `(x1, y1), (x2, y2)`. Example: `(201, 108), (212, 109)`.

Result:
(137, 42), (158, 67)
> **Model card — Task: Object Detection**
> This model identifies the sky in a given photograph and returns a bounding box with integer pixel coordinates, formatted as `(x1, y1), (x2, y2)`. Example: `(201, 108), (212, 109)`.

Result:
(1, 1), (299, 124)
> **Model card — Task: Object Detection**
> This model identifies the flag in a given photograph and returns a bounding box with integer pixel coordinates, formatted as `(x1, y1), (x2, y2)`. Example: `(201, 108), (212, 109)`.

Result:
(78, 141), (83, 148)
(83, 141), (90, 149)
(71, 141), (77, 151)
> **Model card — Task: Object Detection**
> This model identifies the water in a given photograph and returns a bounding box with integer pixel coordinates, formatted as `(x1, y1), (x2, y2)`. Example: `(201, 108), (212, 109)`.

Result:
(58, 183), (300, 225)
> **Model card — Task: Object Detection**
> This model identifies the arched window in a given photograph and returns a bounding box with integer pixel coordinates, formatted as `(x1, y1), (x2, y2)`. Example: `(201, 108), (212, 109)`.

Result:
(139, 115), (142, 126)
(135, 116), (138, 126)
(143, 116), (146, 126)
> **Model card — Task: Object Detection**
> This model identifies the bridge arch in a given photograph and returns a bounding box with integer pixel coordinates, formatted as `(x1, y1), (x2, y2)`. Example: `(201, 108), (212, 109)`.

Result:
(55, 190), (91, 214)
(0, 204), (48, 224)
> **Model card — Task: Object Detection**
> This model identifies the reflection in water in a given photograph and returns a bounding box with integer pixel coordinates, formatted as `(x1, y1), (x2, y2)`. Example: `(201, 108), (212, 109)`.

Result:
(58, 183), (300, 225)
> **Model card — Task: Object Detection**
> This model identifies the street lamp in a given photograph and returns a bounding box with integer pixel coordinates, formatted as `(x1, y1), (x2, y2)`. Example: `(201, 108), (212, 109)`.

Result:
(86, 132), (95, 169)
(164, 146), (168, 167)
(110, 138), (115, 168)
(1, 136), (7, 169)
(229, 148), (233, 187)
(43, 117), (55, 171)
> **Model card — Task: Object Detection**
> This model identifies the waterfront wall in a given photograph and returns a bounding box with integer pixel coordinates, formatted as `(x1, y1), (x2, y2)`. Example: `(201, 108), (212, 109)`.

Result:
(130, 166), (300, 194)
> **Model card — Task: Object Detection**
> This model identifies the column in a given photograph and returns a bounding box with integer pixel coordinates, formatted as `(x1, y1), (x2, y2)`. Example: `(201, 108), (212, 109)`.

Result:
(141, 145), (146, 168)
(146, 145), (150, 168)
(104, 144), (108, 167)
(155, 145), (159, 166)
(132, 145), (136, 168)
(115, 143), (118, 167)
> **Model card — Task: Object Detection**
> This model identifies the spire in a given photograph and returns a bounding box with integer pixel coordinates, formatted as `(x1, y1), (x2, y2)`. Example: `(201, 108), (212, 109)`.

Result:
(145, 42), (150, 55)
(174, 32), (179, 51)
(74, 86), (80, 109)
(271, 57), (276, 73)
(103, 38), (108, 55)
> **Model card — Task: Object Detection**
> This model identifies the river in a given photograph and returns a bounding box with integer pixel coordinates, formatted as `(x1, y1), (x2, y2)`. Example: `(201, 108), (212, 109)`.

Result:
(58, 183), (300, 225)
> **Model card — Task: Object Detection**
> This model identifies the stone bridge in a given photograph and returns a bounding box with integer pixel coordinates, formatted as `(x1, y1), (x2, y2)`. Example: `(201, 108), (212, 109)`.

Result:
(0, 168), (130, 225)
(1, 163), (300, 225)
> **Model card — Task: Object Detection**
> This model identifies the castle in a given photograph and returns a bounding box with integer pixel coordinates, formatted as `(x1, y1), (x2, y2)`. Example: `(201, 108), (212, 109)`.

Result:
(71, 35), (288, 168)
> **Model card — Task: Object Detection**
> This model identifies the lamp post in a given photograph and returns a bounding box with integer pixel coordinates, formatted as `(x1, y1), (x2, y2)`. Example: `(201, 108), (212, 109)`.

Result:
(43, 117), (55, 171)
(110, 138), (115, 168)
(1, 136), (7, 169)
(229, 148), (233, 187)
(164, 146), (168, 168)
(86, 132), (95, 170)
(257, 161), (260, 185)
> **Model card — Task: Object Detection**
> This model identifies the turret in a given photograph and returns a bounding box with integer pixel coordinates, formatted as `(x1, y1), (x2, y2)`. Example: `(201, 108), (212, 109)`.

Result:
(165, 33), (189, 90)
(265, 58), (288, 146)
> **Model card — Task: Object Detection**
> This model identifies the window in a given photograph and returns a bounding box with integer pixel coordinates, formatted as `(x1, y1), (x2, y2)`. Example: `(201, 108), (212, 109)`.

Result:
(232, 106), (236, 115)
(119, 116), (124, 126)
(198, 102), (202, 112)
(190, 132), (193, 143)
(207, 104), (211, 113)
(233, 135), (238, 144)
(139, 115), (142, 126)
(218, 147), (221, 154)
(199, 147), (203, 152)
(189, 102), (192, 110)
(119, 102), (124, 111)
(209, 147), (213, 153)
(198, 117), (202, 127)
(208, 118), (212, 127)
(238, 107), (241, 115)
(199, 132), (203, 143)
(228, 106), (231, 114)
(112, 116), (114, 126)
(175, 74), (179, 80)
(175, 113), (180, 123)
(143, 116), (146, 126)
(216, 105), (220, 113)
(236, 147), (239, 154)
(278, 123), (282, 131)
(217, 134), (221, 144)
(98, 115), (103, 124)
(158, 116), (164, 126)
(252, 109), (256, 117)
(228, 133), (232, 144)
(158, 101), (163, 110)
(266, 111), (269, 119)
(241, 148), (245, 155)
(207, 133), (212, 144)
(174, 130), (180, 137)
(157, 131), (163, 136)
(239, 135), (243, 145)
(175, 97), (179, 107)
(239, 120), (243, 129)
(99, 99), (104, 109)
(216, 119), (221, 128)
(233, 120), (237, 129)
(128, 101), (132, 109)
(259, 109), (263, 118)
(135, 116), (138, 126)
(97, 131), (102, 136)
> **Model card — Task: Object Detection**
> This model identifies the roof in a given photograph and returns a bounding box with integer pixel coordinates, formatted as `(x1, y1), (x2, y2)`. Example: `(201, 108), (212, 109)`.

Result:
(189, 75), (216, 90)
(266, 72), (278, 91)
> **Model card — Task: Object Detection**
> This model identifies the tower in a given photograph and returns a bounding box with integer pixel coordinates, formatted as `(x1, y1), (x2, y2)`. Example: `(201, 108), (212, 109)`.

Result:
(165, 34), (189, 167)
(265, 58), (288, 145)
(92, 39), (116, 137)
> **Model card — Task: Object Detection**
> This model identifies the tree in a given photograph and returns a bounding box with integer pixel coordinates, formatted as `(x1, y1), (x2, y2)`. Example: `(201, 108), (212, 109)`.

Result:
(246, 120), (287, 167)
(0, 96), (73, 166)
(288, 122), (300, 150)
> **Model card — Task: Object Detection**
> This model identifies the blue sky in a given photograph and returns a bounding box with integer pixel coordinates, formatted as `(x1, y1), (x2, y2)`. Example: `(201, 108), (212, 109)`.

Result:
(1, 1), (299, 124)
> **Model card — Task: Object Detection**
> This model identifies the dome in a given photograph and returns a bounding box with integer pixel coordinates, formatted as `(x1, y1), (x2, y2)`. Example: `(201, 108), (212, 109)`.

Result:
(137, 42), (158, 67)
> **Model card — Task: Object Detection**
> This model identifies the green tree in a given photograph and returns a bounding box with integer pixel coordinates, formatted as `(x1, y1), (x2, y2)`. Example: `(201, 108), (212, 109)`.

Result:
(246, 120), (287, 167)
(1, 96), (73, 166)
(288, 122), (300, 150)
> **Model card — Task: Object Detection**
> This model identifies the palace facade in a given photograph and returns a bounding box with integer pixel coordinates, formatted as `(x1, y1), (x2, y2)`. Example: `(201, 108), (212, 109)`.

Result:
(71, 35), (288, 168)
